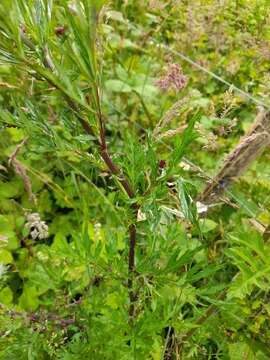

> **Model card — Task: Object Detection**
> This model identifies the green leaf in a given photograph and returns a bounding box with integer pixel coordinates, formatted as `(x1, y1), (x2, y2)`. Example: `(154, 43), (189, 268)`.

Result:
(106, 10), (126, 23)
(228, 342), (256, 360)
(105, 79), (132, 93)
(0, 286), (13, 305)
(199, 218), (218, 233)
(105, 292), (120, 309)
(133, 84), (158, 98)
(19, 285), (39, 310)
(177, 178), (197, 224)
(169, 112), (199, 170)
(0, 249), (13, 264)
(7, 127), (25, 141)
(0, 182), (20, 198)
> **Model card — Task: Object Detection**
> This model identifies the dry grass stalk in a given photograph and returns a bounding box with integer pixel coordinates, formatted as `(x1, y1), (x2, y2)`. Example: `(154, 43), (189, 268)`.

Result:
(157, 124), (187, 140)
(198, 110), (270, 204)
(0, 82), (18, 89)
(8, 137), (28, 163)
(8, 137), (36, 203)
(153, 96), (189, 139)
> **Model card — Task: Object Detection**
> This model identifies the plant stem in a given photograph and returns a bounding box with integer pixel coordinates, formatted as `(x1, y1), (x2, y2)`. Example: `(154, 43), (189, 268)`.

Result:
(94, 83), (138, 319)
(128, 223), (137, 317)
(178, 290), (226, 351)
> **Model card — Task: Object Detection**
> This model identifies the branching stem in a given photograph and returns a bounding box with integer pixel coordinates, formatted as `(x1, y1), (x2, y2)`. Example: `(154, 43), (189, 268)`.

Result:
(20, 28), (139, 320)
(94, 83), (138, 319)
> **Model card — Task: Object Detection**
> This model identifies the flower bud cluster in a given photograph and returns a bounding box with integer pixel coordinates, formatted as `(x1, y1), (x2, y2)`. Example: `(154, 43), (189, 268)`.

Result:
(25, 213), (49, 240)
(155, 61), (188, 93)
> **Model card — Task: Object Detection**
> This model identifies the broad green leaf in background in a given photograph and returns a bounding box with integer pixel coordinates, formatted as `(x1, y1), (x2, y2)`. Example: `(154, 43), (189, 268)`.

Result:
(105, 79), (132, 93)
(0, 286), (13, 305)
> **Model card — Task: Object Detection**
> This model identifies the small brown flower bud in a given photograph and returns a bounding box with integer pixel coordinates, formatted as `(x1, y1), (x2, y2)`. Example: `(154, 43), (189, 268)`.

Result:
(55, 26), (67, 36)
(159, 160), (166, 169)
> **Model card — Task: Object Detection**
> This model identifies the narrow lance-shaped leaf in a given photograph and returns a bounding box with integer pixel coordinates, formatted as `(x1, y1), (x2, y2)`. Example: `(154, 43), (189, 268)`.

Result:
(168, 111), (199, 172)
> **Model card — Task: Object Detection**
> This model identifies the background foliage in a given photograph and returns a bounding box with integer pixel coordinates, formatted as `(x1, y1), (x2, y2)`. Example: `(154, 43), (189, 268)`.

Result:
(1, 0), (270, 359)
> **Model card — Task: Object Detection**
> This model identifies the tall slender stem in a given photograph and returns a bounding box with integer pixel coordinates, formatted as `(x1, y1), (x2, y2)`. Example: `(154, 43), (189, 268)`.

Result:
(94, 83), (138, 319)
(128, 223), (137, 317)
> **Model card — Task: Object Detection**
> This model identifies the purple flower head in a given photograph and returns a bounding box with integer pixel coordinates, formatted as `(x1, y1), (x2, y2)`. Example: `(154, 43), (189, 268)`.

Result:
(155, 60), (188, 93)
